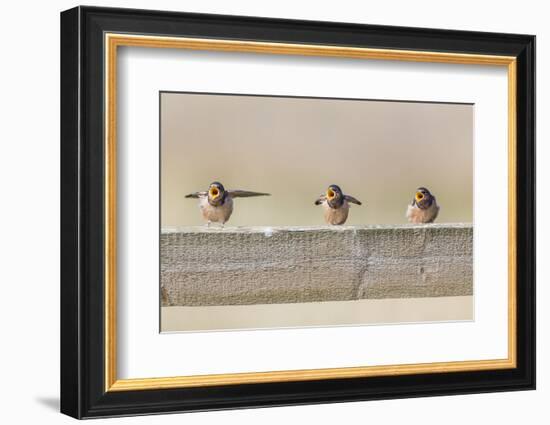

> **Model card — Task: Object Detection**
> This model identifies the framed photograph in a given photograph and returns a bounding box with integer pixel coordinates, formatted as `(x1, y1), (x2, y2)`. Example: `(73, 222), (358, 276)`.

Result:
(60, 6), (535, 419)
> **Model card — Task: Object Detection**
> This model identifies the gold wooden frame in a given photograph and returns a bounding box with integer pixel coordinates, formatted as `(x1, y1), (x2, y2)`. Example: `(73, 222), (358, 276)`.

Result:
(104, 33), (517, 392)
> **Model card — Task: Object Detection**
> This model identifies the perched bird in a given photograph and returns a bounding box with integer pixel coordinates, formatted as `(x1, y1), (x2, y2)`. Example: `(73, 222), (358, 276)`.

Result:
(314, 184), (362, 225)
(185, 181), (270, 226)
(406, 187), (440, 224)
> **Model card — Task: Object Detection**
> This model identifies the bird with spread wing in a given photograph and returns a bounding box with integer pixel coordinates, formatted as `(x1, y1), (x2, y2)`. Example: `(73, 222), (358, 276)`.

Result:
(314, 184), (362, 225)
(185, 181), (270, 226)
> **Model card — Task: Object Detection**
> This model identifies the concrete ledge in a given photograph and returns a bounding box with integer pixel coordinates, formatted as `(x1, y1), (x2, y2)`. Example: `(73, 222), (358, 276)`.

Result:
(161, 224), (473, 306)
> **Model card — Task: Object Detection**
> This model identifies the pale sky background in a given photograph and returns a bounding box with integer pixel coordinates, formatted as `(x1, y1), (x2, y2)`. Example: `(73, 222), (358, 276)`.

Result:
(161, 92), (473, 227)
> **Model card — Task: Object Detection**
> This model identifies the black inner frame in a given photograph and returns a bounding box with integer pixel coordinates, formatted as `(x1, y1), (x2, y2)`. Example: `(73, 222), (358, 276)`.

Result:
(61, 6), (535, 419)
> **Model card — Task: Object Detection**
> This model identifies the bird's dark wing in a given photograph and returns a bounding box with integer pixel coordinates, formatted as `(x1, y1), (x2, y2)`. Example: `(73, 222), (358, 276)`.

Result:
(314, 194), (326, 205)
(344, 194), (362, 205)
(227, 190), (270, 198)
(184, 191), (207, 199)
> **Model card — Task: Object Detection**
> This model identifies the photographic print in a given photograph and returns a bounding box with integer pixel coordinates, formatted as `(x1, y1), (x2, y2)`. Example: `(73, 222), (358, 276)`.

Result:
(61, 8), (535, 417)
(160, 92), (474, 332)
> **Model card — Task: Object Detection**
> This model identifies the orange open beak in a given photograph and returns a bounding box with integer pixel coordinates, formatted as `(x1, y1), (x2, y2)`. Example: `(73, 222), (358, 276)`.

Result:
(327, 189), (336, 200)
(209, 187), (220, 199)
(415, 192), (424, 202)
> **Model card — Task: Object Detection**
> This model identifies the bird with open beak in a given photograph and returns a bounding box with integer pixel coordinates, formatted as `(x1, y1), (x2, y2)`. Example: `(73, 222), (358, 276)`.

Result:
(406, 187), (440, 224)
(185, 181), (270, 226)
(314, 184), (362, 225)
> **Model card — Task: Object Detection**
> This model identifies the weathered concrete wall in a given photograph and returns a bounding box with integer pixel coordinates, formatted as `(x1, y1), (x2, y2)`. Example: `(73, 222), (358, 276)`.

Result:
(161, 224), (473, 306)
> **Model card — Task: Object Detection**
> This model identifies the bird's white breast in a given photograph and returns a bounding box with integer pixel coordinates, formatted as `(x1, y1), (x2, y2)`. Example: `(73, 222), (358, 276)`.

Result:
(199, 196), (234, 223)
(322, 200), (350, 225)
(406, 201), (439, 224)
